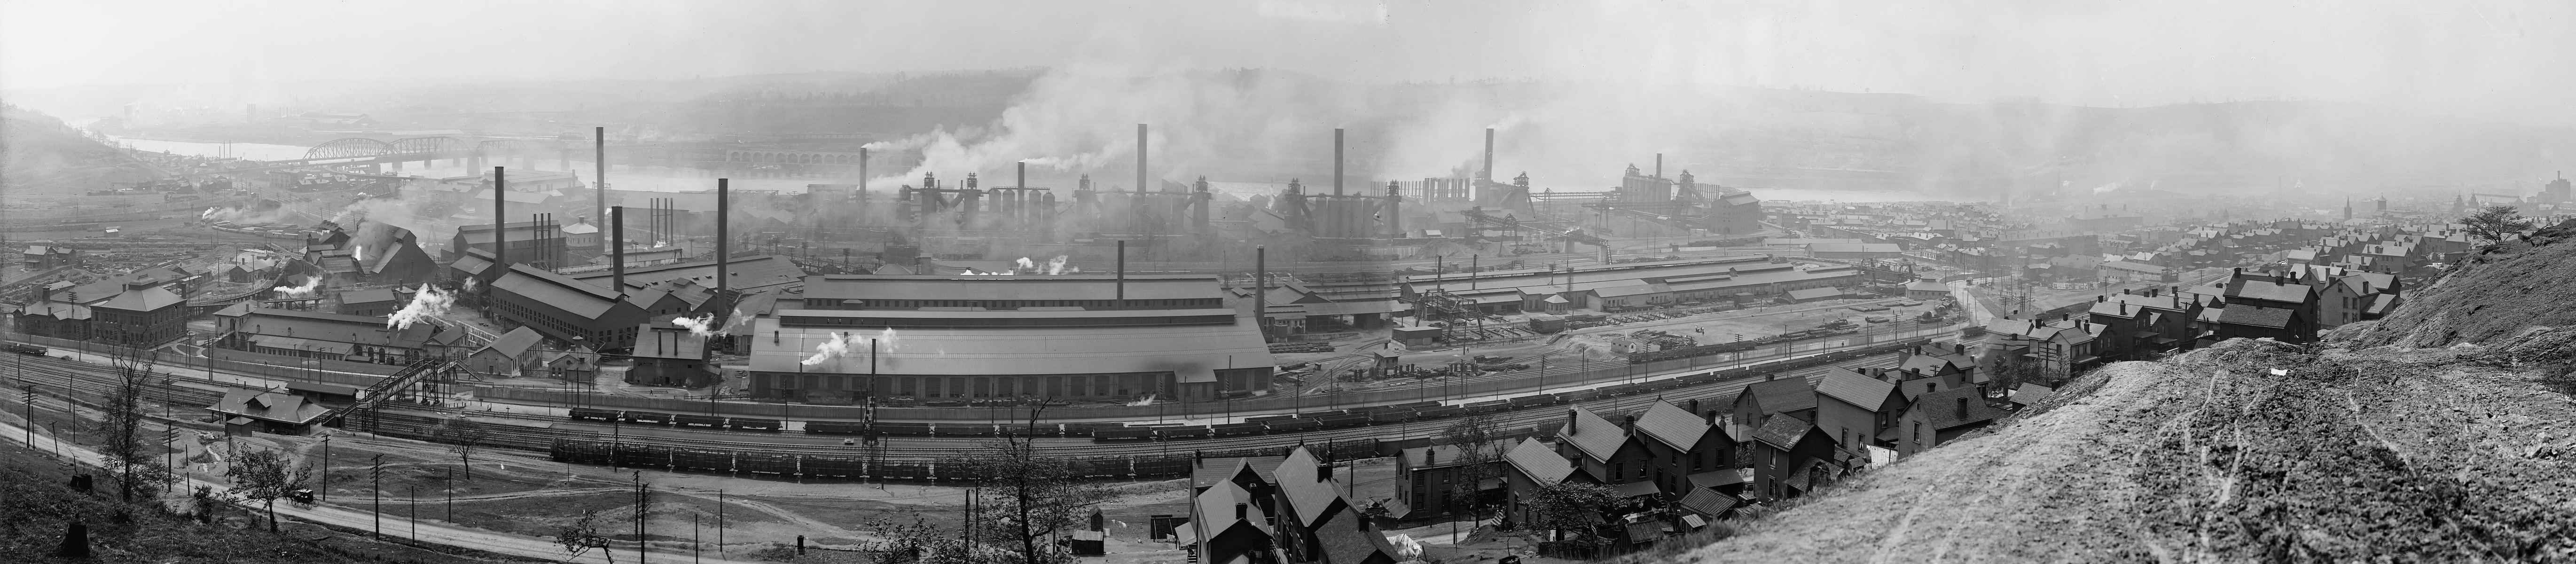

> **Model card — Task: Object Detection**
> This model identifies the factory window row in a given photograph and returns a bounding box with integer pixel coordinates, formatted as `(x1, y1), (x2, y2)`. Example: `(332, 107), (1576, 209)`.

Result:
(778, 314), (1235, 329)
(807, 298), (1224, 310)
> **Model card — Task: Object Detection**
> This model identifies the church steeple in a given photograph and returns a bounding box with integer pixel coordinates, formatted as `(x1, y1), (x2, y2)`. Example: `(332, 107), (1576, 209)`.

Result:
(2342, 196), (2352, 221)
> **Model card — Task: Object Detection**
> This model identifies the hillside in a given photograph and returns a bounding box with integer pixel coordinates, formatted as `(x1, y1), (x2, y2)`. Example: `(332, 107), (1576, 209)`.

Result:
(1662, 234), (2576, 562)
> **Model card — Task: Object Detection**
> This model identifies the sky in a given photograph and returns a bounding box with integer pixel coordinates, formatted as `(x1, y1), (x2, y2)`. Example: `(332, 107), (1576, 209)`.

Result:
(4, 0), (2572, 124)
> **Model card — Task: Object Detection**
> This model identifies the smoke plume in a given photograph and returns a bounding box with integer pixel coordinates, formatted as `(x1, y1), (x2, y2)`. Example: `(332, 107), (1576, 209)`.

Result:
(385, 283), (454, 330)
(271, 275), (319, 298)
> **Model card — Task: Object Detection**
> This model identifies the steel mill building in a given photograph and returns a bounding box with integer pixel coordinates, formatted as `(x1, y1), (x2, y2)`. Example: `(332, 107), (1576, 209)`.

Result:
(746, 274), (1274, 404)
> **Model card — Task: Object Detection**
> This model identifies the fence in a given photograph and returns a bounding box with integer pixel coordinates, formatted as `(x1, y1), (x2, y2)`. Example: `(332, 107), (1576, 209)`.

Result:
(478, 324), (1952, 423)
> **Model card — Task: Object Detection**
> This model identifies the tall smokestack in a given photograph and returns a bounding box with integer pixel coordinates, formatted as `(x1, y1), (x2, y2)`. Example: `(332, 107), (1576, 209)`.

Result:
(611, 205), (626, 294)
(1115, 240), (1127, 308)
(1655, 153), (1662, 180)
(493, 166), (508, 267)
(1483, 128), (1495, 186)
(717, 178), (729, 299)
(1136, 124), (1148, 193)
(1255, 246), (1267, 343)
(1333, 128), (1346, 196)
(594, 126), (606, 230)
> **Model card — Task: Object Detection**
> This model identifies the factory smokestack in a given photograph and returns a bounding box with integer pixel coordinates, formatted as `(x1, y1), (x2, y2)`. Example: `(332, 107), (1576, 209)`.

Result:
(1333, 128), (1346, 196)
(611, 205), (626, 294)
(1115, 240), (1127, 308)
(1483, 128), (1495, 187)
(1655, 153), (1662, 180)
(717, 178), (729, 300)
(1255, 246), (1267, 343)
(594, 126), (606, 229)
(1136, 124), (1148, 193)
(494, 166), (508, 268)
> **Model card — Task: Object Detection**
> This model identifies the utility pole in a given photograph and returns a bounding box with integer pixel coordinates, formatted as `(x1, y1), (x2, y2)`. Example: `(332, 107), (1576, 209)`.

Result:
(371, 454), (384, 540)
(320, 435), (329, 503)
(634, 470), (648, 564)
(409, 486), (418, 540)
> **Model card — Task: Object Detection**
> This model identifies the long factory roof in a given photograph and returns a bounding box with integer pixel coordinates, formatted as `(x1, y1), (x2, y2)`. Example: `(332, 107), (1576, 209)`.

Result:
(746, 309), (1271, 380)
(800, 274), (1227, 302)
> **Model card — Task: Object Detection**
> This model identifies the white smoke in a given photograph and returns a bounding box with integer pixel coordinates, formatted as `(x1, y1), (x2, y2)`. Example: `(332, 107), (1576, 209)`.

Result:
(384, 283), (454, 330)
(1043, 255), (1072, 275)
(799, 328), (900, 367)
(1126, 394), (1157, 407)
(672, 313), (719, 337)
(1015, 257), (1037, 270)
(271, 275), (319, 298)
(352, 244), (366, 262)
(460, 277), (479, 293)
(964, 269), (1013, 275)
(802, 331), (857, 366)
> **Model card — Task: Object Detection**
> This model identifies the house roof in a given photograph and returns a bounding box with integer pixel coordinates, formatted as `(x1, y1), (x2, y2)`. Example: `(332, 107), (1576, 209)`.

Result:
(211, 388), (327, 424)
(1675, 486), (1741, 517)
(1555, 407), (1630, 462)
(233, 307), (438, 349)
(1751, 415), (1817, 450)
(1630, 401), (1712, 452)
(1191, 479), (1269, 544)
(13, 302), (92, 321)
(1611, 480), (1661, 498)
(2225, 278), (2313, 304)
(1742, 378), (1818, 415)
(1815, 368), (1900, 411)
(2215, 305), (2298, 329)
(1503, 438), (1574, 486)
(1913, 386), (2003, 431)
(475, 326), (544, 359)
(2011, 383), (2057, 406)
(1190, 456), (1285, 491)
(1399, 443), (1487, 470)
(89, 283), (184, 313)
(1314, 509), (1398, 564)
(1271, 447), (1346, 528)
(1898, 350), (1971, 375)
(338, 288), (399, 305)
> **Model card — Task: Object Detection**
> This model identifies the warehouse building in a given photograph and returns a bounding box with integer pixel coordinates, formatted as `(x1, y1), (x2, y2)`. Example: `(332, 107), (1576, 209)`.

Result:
(1398, 257), (1860, 313)
(486, 264), (647, 350)
(211, 306), (461, 364)
(746, 274), (1273, 404)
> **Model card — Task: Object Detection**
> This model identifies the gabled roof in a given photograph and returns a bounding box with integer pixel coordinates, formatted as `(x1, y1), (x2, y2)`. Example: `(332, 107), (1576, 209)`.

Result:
(13, 301), (92, 320)
(1898, 350), (1971, 375)
(1742, 377), (1817, 415)
(1675, 487), (1742, 518)
(475, 326), (544, 359)
(630, 324), (705, 360)
(211, 388), (327, 424)
(490, 264), (622, 319)
(1751, 415), (1817, 450)
(1192, 479), (1270, 542)
(1912, 386), (2003, 431)
(1271, 447), (1347, 528)
(1814, 369), (1900, 412)
(2215, 305), (2298, 329)
(2225, 277), (2314, 304)
(232, 307), (437, 349)
(1555, 407), (1630, 462)
(89, 284), (184, 313)
(1191, 456), (1285, 491)
(1630, 401), (1711, 452)
(2011, 383), (2057, 406)
(1398, 443), (1485, 470)
(1503, 438), (1574, 486)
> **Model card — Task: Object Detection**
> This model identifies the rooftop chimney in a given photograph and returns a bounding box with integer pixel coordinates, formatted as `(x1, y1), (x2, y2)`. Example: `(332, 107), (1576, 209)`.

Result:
(1955, 397), (1970, 420)
(1566, 408), (1578, 433)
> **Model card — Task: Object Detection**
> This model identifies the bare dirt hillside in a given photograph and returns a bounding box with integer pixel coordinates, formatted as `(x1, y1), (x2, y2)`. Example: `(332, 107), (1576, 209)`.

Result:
(2349, 218), (2576, 349)
(1669, 337), (2576, 563)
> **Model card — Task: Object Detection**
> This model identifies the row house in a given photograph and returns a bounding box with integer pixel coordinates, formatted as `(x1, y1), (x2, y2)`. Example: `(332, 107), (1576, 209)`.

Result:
(1190, 448), (1398, 564)
(1978, 316), (2109, 375)
(1892, 386), (2008, 457)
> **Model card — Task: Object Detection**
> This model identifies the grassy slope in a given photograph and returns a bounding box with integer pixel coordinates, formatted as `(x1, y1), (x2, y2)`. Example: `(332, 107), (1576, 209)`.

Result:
(1661, 340), (2576, 563)
(1646, 222), (2576, 563)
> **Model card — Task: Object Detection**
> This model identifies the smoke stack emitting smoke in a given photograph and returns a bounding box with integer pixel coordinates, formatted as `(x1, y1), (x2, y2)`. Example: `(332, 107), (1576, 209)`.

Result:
(271, 276), (320, 298)
(385, 283), (454, 330)
(801, 328), (900, 366)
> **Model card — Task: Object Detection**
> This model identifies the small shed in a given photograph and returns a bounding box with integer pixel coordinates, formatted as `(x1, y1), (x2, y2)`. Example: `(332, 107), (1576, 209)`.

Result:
(463, 326), (545, 377)
(1392, 326), (1443, 346)
(1784, 287), (1846, 303)
(1069, 530), (1105, 556)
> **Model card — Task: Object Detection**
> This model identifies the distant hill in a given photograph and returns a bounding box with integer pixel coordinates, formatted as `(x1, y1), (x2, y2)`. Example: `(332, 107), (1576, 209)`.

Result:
(0, 106), (164, 198)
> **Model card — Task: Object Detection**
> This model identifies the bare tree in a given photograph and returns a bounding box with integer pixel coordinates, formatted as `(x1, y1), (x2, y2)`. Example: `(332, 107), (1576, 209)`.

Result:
(1438, 415), (1507, 525)
(556, 509), (616, 564)
(946, 415), (1115, 564)
(431, 416), (491, 480)
(223, 446), (313, 533)
(2463, 205), (2535, 245)
(97, 355), (171, 502)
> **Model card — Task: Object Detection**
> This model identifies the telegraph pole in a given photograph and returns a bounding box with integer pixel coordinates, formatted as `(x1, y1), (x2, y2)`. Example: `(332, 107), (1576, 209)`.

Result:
(371, 455), (384, 539)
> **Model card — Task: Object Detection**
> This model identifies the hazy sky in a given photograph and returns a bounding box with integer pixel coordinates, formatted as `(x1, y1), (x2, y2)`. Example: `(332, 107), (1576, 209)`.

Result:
(5, 0), (2572, 122)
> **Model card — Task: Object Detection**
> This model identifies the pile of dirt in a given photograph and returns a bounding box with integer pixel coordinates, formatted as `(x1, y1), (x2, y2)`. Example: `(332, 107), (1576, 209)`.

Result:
(2348, 218), (2576, 348)
(1666, 338), (2576, 563)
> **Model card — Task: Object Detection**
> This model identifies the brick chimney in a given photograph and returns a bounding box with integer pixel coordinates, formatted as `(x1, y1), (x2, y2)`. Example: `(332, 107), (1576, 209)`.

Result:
(1566, 409), (1579, 433)
(1955, 397), (1970, 420)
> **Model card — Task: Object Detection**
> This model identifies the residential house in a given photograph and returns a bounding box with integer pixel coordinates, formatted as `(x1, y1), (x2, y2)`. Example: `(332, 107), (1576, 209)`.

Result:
(1501, 438), (1589, 528)
(1743, 415), (1837, 502)
(1268, 447), (1400, 564)
(1895, 386), (2006, 457)
(1812, 368), (1906, 462)
(1393, 442), (1506, 524)
(1554, 407), (1657, 499)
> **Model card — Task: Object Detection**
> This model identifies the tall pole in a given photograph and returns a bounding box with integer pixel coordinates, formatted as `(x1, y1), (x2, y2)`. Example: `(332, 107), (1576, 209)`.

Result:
(595, 126), (607, 227)
(320, 436), (330, 503)
(493, 166), (508, 267)
(1136, 124), (1149, 192)
(1483, 127), (1495, 188)
(371, 454), (384, 540)
(611, 206), (627, 293)
(1115, 241), (1127, 308)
